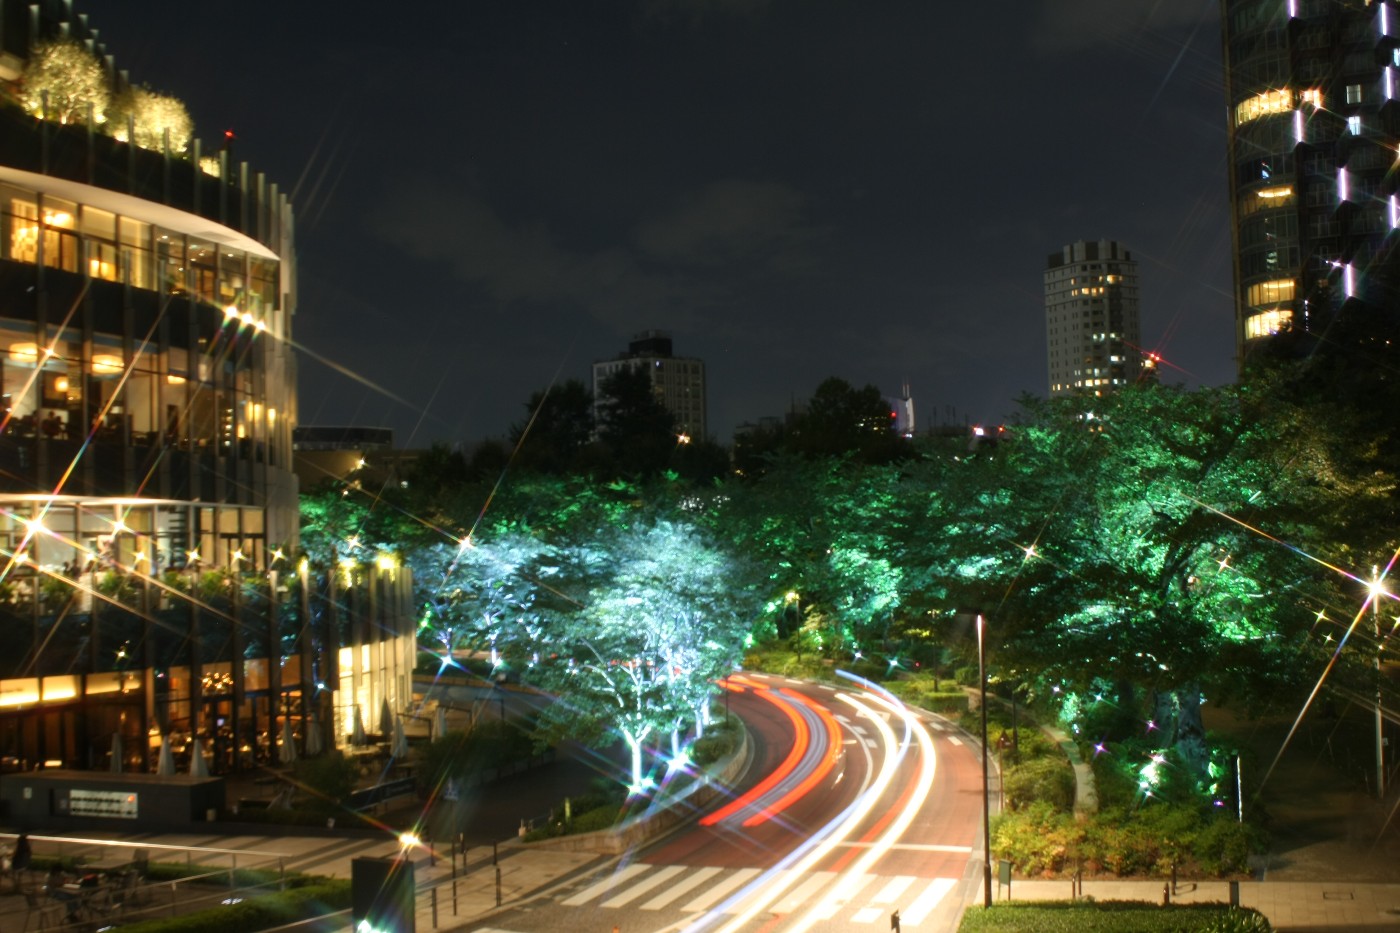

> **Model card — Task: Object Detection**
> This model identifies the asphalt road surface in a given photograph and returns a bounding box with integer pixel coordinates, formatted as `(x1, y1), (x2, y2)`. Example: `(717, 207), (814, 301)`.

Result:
(469, 671), (986, 933)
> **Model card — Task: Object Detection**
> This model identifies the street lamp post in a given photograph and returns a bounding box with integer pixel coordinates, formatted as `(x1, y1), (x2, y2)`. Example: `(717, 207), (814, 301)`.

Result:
(1373, 569), (1386, 799)
(977, 614), (992, 908)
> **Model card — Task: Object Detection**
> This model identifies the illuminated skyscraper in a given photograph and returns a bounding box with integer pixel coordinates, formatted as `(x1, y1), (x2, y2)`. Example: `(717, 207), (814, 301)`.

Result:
(1222, 0), (1400, 365)
(1044, 239), (1143, 398)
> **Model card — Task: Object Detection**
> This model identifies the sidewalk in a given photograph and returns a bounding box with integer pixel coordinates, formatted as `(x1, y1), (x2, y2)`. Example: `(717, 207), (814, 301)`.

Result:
(998, 878), (1400, 932)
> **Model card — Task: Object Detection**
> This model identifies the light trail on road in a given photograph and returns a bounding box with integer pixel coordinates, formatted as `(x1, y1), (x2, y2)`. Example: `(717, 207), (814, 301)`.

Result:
(786, 680), (937, 932)
(677, 676), (935, 933)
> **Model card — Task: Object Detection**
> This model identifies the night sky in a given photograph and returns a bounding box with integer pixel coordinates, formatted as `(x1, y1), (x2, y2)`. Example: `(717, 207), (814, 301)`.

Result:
(88, 0), (1234, 448)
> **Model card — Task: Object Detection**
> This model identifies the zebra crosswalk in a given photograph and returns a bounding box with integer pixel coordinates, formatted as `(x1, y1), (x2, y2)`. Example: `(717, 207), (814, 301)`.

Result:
(554, 862), (961, 927)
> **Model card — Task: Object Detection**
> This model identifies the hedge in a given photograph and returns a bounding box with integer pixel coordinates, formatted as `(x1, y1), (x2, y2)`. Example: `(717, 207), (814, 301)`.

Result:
(958, 901), (1270, 932)
(114, 880), (352, 933)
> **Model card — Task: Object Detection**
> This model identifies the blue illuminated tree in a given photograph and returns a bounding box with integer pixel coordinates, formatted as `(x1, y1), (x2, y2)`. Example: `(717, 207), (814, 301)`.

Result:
(528, 518), (756, 792)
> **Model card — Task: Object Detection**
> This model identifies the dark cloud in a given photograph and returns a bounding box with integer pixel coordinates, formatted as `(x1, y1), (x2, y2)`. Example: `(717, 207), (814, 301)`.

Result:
(1030, 0), (1210, 54)
(634, 179), (826, 272)
(369, 176), (824, 337)
(639, 0), (772, 25)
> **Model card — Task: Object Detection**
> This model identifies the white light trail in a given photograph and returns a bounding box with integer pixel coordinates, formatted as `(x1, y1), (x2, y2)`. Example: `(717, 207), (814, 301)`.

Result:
(787, 688), (937, 933)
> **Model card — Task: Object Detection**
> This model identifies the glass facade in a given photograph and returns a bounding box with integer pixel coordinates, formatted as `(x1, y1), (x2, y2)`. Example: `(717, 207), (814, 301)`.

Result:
(1223, 0), (1400, 362)
(0, 0), (416, 780)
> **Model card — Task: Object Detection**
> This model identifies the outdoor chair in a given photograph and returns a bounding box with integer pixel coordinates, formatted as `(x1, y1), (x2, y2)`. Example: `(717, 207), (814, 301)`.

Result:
(22, 890), (62, 932)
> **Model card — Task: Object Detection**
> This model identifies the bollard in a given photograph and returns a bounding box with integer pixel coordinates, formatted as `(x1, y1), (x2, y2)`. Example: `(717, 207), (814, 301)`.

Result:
(495, 863), (502, 907)
(431, 886), (438, 928)
(452, 875), (458, 916)
(1229, 880), (1240, 907)
(1162, 881), (1170, 906)
(1171, 862), (1177, 895)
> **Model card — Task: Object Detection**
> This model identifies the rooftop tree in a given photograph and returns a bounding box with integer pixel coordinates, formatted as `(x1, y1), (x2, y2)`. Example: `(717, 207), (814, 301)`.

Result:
(22, 39), (109, 124)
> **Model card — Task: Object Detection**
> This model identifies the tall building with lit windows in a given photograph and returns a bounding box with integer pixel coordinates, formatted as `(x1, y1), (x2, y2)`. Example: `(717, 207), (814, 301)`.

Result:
(0, 0), (414, 794)
(1222, 0), (1400, 365)
(592, 330), (707, 440)
(1044, 239), (1143, 398)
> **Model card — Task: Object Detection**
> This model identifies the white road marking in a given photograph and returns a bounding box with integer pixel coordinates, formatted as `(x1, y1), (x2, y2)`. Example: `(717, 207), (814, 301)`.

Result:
(600, 864), (687, 907)
(639, 866), (722, 910)
(560, 863), (650, 906)
(678, 866), (760, 912)
(900, 877), (957, 926)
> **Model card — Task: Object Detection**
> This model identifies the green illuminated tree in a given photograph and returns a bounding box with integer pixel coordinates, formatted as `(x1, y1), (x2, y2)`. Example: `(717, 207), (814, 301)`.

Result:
(954, 384), (1385, 780)
(711, 453), (911, 651)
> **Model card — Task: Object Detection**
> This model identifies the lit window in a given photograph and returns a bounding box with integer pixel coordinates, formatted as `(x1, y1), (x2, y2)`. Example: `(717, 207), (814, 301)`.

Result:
(1300, 88), (1323, 109)
(1347, 115), (1362, 135)
(1245, 309), (1292, 339)
(1246, 279), (1296, 306)
(1347, 84), (1363, 104)
(1235, 88), (1294, 125)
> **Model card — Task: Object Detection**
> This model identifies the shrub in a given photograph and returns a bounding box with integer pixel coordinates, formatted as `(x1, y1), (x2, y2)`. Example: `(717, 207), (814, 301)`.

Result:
(743, 645), (828, 680)
(522, 800), (622, 841)
(885, 676), (967, 715)
(1192, 815), (1260, 876)
(292, 753), (358, 808)
(418, 719), (537, 789)
(1003, 757), (1076, 813)
(957, 901), (1271, 932)
(115, 880), (351, 933)
(992, 801), (1082, 875)
(691, 714), (741, 765)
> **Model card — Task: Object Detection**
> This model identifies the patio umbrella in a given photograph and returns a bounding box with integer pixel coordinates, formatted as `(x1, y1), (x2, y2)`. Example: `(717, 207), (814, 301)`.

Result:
(351, 705), (367, 746)
(391, 715), (409, 759)
(188, 738), (210, 778)
(434, 706), (448, 740)
(379, 698), (394, 738)
(305, 715), (324, 756)
(279, 719), (297, 765)
(109, 732), (123, 773)
(156, 734), (175, 776)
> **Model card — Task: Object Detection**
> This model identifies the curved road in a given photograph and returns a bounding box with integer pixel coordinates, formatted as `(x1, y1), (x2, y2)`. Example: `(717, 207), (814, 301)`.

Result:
(476, 671), (987, 933)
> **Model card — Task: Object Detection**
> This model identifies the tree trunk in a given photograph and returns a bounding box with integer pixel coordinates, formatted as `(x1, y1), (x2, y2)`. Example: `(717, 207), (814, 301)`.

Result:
(624, 732), (644, 793)
(1151, 683), (1210, 781)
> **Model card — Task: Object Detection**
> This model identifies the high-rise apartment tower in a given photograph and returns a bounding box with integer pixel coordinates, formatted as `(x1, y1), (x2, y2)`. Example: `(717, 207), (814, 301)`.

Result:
(1044, 239), (1143, 397)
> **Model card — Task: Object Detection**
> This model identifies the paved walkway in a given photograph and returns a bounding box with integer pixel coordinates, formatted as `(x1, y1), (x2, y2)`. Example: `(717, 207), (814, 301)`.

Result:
(1002, 878), (1400, 932)
(19, 830), (1400, 932)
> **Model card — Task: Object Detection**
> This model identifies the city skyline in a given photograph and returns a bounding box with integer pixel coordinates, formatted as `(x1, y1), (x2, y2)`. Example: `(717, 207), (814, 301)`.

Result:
(91, 0), (1236, 445)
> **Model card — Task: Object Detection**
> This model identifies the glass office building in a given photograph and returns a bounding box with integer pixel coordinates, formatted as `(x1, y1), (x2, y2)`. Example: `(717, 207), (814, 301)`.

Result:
(0, 0), (415, 774)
